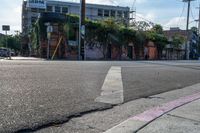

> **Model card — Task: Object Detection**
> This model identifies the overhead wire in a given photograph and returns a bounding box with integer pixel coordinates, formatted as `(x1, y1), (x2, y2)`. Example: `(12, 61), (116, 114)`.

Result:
(177, 2), (186, 27)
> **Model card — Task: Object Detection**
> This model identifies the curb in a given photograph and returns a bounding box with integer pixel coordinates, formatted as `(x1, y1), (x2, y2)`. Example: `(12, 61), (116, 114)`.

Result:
(104, 83), (200, 133)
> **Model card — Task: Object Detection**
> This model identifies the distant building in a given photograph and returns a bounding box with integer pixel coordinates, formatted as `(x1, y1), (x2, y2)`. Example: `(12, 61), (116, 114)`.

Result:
(164, 27), (199, 60)
(22, 0), (130, 35)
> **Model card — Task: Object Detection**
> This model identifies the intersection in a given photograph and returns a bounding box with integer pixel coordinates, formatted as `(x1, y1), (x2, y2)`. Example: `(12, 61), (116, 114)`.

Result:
(0, 60), (200, 132)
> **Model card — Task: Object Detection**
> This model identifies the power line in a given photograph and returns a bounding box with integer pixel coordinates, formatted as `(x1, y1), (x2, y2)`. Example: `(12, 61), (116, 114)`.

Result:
(177, 3), (186, 27)
(190, 2), (197, 20)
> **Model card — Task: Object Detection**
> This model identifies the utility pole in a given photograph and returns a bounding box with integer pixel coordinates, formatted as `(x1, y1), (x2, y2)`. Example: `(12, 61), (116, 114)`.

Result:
(197, 5), (200, 34)
(79, 0), (86, 60)
(183, 0), (195, 60)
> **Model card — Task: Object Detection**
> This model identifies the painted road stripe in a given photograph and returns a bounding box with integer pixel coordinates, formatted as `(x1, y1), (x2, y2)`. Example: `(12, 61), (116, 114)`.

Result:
(104, 83), (200, 133)
(95, 66), (124, 105)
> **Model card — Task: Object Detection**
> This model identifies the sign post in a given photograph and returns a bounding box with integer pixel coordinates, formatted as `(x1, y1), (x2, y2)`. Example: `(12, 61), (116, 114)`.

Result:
(45, 23), (53, 60)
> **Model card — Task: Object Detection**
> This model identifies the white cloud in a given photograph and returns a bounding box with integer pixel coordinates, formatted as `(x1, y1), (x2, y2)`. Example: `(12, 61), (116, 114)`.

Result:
(136, 12), (156, 22)
(86, 0), (118, 5)
(164, 17), (186, 29)
(72, 0), (118, 5)
(136, 0), (147, 4)
(0, 2), (22, 34)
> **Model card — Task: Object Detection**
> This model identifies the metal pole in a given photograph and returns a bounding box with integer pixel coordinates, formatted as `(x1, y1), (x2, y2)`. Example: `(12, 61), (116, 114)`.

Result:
(186, 1), (190, 32)
(79, 0), (85, 60)
(5, 30), (11, 59)
(182, 0), (195, 59)
(185, 0), (191, 60)
(5, 30), (8, 48)
(47, 38), (50, 60)
(198, 5), (200, 34)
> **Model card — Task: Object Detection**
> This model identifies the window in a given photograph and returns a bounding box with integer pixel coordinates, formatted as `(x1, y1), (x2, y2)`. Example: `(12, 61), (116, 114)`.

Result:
(29, 0), (34, 3)
(31, 8), (37, 13)
(31, 17), (37, 24)
(38, 0), (44, 4)
(111, 10), (116, 17)
(39, 8), (45, 12)
(98, 9), (103, 16)
(62, 7), (68, 14)
(104, 10), (110, 17)
(124, 11), (129, 18)
(117, 11), (122, 17)
(47, 6), (53, 12)
(55, 6), (61, 13)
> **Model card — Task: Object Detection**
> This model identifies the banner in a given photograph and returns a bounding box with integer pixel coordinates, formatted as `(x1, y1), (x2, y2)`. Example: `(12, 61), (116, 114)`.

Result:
(27, 0), (47, 9)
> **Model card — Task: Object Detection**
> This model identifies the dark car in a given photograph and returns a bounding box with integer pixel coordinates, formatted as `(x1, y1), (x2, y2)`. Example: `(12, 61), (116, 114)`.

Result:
(0, 48), (9, 57)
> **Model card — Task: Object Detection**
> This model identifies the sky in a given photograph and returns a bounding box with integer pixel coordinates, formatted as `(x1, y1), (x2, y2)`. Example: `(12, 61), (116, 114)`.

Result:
(0, 0), (199, 34)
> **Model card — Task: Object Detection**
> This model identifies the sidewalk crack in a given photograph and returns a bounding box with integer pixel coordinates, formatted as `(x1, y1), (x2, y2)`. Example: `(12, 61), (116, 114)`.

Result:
(70, 120), (105, 132)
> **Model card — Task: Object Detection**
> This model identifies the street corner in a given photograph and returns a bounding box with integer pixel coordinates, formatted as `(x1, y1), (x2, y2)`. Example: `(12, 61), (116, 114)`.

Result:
(104, 83), (200, 133)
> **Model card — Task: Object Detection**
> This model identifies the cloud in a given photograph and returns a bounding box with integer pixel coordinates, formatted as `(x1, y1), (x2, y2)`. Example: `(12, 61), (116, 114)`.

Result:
(136, 0), (147, 4)
(136, 12), (156, 22)
(86, 0), (118, 5)
(71, 0), (118, 5)
(0, 2), (22, 34)
(164, 17), (186, 29)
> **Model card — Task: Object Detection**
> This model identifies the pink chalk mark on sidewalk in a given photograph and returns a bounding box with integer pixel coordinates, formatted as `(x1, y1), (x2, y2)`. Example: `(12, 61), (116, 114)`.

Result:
(132, 92), (200, 122)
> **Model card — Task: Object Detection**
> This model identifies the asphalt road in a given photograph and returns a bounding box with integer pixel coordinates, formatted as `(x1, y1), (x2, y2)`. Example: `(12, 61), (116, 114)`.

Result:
(0, 60), (200, 132)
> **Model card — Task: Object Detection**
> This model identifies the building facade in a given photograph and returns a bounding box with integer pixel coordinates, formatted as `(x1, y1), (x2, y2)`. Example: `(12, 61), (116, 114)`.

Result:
(164, 27), (199, 60)
(22, 0), (130, 35)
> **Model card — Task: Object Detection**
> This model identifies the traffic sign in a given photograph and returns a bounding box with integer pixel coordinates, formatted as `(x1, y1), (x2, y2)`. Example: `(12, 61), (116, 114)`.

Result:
(2, 25), (10, 31)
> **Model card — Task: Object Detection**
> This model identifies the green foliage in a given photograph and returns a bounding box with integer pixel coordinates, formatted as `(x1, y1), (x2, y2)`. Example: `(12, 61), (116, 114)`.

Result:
(31, 23), (40, 50)
(191, 27), (198, 34)
(0, 35), (21, 51)
(30, 14), (174, 59)
(171, 35), (185, 49)
(146, 24), (168, 59)
(119, 27), (136, 45)
(133, 21), (151, 31)
(0, 35), (4, 47)
(152, 24), (163, 34)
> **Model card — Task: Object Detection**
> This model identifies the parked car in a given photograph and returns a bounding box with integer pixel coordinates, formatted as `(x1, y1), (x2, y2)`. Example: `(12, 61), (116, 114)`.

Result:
(0, 48), (10, 57)
(10, 51), (15, 56)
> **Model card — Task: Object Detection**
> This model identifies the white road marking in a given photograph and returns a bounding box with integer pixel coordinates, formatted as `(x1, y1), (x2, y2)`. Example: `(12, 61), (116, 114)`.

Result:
(95, 66), (124, 105)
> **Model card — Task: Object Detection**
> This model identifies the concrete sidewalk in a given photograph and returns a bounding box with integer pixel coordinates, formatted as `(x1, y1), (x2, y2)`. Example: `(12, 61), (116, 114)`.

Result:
(105, 84), (200, 133)
(138, 99), (200, 133)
